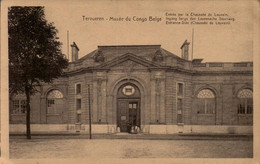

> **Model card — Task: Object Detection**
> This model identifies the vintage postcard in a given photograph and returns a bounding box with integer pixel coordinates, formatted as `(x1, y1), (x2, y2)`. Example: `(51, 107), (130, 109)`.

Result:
(1, 0), (259, 163)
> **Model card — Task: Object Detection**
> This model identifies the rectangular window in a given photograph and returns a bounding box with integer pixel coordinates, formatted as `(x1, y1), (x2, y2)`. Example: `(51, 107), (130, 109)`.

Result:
(12, 100), (20, 114)
(76, 99), (81, 110)
(177, 83), (184, 97)
(12, 100), (26, 114)
(177, 98), (183, 123)
(20, 100), (26, 113)
(76, 84), (81, 94)
(176, 82), (184, 123)
(177, 98), (183, 111)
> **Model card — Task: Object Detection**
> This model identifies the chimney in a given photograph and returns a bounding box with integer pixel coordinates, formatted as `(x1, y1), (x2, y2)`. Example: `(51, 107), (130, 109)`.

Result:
(180, 40), (190, 60)
(71, 42), (79, 62)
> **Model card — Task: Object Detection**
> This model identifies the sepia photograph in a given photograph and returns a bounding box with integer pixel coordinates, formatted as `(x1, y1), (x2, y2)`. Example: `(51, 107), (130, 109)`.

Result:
(1, 0), (260, 163)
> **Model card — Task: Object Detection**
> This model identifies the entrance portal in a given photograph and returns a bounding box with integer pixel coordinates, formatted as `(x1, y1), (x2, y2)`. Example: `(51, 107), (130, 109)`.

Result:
(117, 84), (140, 133)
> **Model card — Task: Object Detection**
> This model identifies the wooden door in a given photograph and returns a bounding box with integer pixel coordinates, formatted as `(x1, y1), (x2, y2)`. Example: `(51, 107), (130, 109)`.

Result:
(117, 100), (129, 132)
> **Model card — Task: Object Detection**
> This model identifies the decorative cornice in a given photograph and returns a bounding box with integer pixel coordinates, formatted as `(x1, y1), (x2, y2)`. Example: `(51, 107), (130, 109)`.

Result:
(64, 60), (253, 76)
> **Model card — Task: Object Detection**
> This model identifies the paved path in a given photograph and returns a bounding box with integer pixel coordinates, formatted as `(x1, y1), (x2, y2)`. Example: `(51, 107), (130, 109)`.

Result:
(10, 138), (253, 158)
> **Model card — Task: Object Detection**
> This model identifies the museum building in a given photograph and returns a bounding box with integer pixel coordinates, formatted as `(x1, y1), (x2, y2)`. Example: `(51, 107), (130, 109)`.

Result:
(10, 40), (253, 134)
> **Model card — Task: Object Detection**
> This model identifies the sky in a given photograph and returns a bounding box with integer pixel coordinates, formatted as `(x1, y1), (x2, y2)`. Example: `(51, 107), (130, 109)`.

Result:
(43, 1), (254, 62)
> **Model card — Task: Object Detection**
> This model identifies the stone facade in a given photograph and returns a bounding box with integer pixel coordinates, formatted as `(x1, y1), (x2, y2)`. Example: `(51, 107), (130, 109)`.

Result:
(9, 42), (253, 134)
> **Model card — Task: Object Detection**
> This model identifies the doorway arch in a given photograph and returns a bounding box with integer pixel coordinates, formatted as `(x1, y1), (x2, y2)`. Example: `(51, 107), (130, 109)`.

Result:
(117, 83), (141, 132)
(108, 77), (149, 133)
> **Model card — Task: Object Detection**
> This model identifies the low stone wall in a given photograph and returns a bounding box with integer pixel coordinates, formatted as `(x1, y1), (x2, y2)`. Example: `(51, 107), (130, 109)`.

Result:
(9, 124), (117, 134)
(149, 125), (253, 134)
(10, 124), (253, 134)
(79, 124), (117, 134)
(10, 124), (69, 133)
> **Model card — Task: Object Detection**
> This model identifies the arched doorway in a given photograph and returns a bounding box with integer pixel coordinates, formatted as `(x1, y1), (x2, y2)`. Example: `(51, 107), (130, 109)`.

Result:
(117, 83), (141, 133)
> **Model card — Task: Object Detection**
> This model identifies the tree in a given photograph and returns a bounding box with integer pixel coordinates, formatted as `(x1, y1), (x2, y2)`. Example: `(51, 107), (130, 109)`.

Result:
(8, 7), (69, 139)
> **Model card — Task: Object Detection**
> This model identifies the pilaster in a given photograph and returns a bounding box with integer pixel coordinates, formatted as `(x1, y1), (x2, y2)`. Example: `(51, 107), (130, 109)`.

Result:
(150, 70), (166, 124)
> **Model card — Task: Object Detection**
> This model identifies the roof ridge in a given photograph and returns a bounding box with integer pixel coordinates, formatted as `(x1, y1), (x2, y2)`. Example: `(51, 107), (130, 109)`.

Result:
(98, 45), (161, 48)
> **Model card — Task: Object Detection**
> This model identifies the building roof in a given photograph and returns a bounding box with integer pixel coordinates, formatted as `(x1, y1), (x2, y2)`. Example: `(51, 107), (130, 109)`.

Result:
(67, 44), (253, 75)
(75, 45), (181, 63)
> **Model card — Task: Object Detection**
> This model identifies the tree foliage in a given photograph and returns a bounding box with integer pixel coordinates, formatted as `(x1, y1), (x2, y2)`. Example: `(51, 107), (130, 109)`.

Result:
(8, 7), (68, 139)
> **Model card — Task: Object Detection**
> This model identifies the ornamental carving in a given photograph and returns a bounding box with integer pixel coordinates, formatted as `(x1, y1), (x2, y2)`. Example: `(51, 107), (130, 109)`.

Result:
(122, 85), (135, 96)
(153, 50), (163, 62)
(94, 50), (105, 62)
